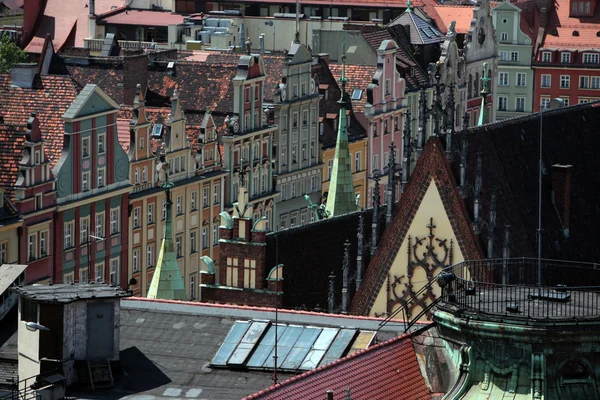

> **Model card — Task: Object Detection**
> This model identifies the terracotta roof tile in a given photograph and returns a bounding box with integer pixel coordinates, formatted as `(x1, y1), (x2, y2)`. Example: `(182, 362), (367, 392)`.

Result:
(0, 74), (80, 169)
(328, 63), (376, 114)
(433, 5), (476, 34)
(0, 124), (26, 189)
(543, 0), (600, 48)
(243, 331), (431, 400)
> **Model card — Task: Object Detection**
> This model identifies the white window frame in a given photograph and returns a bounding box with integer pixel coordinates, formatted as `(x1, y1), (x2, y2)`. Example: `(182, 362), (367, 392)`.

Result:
(500, 32), (508, 41)
(97, 168), (106, 188)
(148, 203), (154, 224)
(176, 195), (183, 215)
(28, 233), (37, 261)
(592, 76), (600, 89)
(133, 207), (140, 228)
(190, 230), (197, 253)
(541, 74), (551, 88)
(542, 52), (551, 63)
(510, 51), (519, 62)
(39, 231), (47, 256)
(95, 261), (104, 283)
(80, 217), (89, 244)
(203, 187), (209, 207)
(202, 227), (208, 249)
(110, 208), (119, 234)
(191, 191), (197, 210)
(82, 137), (90, 157)
(498, 96), (508, 111)
(561, 52), (571, 63)
(498, 72), (508, 86)
(560, 75), (570, 88)
(499, 51), (508, 61)
(213, 184), (220, 204)
(110, 257), (119, 284)
(516, 73), (526, 87)
(98, 133), (106, 154)
(142, 166), (148, 182)
(64, 221), (74, 249)
(515, 97), (526, 112)
(355, 152), (361, 172)
(82, 171), (90, 192)
(95, 212), (105, 237)
(133, 249), (140, 272)
(580, 76), (590, 89)
(147, 244), (154, 267)
(190, 275), (196, 299)
(583, 53), (599, 64)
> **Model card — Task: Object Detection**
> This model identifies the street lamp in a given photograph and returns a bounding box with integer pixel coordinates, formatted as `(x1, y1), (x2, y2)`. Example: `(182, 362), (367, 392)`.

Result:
(537, 98), (565, 289)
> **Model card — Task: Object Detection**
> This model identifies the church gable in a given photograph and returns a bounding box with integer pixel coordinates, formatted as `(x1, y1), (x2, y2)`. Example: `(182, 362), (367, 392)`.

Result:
(351, 138), (483, 317)
(62, 84), (119, 121)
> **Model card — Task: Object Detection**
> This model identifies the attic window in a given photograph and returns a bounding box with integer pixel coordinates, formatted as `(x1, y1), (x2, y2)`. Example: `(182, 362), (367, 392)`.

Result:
(597, 31), (600, 37)
(351, 89), (363, 100)
(573, 30), (580, 36)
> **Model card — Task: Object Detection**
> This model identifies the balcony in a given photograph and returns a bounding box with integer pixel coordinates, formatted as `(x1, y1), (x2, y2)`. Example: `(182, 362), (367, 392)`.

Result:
(84, 38), (170, 53)
(437, 258), (600, 320)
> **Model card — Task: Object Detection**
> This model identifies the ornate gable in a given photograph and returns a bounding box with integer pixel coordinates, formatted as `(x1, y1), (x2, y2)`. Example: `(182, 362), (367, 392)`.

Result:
(351, 138), (483, 318)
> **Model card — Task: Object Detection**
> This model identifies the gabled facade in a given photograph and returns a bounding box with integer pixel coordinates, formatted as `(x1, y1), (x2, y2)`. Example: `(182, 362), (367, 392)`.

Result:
(53, 84), (131, 285)
(352, 138), (483, 319)
(126, 89), (226, 300)
(492, 1), (535, 119)
(272, 42), (322, 230)
(364, 40), (406, 203)
(222, 53), (277, 230)
(12, 114), (56, 283)
(464, 0), (498, 124)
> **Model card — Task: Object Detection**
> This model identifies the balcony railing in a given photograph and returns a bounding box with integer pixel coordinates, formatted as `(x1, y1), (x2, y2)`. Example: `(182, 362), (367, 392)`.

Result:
(84, 38), (170, 52)
(438, 258), (600, 320)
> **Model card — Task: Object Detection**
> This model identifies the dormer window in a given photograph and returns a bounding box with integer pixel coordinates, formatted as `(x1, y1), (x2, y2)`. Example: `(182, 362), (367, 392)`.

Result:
(561, 52), (571, 63)
(583, 53), (599, 63)
(542, 52), (552, 63)
(351, 89), (363, 100)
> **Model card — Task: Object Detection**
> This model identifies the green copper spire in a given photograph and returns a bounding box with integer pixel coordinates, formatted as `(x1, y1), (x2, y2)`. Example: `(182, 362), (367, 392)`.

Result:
(406, 0), (413, 12)
(478, 62), (491, 127)
(325, 49), (358, 217)
(147, 159), (188, 301)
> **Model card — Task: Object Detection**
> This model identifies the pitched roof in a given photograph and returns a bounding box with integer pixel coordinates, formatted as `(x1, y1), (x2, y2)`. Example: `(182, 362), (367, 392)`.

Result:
(388, 10), (445, 44)
(542, 0), (600, 49)
(351, 138), (484, 315)
(266, 209), (379, 312)
(243, 331), (431, 400)
(362, 28), (430, 91)
(432, 5), (478, 34)
(328, 63), (376, 114)
(455, 102), (600, 263)
(24, 0), (119, 53)
(0, 74), (80, 169)
(0, 124), (25, 189)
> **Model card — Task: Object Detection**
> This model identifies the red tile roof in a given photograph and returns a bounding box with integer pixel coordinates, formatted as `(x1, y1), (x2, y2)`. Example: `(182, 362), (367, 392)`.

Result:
(542, 0), (600, 48)
(0, 124), (26, 189)
(98, 9), (186, 27)
(351, 138), (484, 315)
(25, 0), (119, 53)
(432, 5), (476, 34)
(328, 63), (376, 113)
(0, 75), (80, 169)
(116, 119), (131, 154)
(243, 331), (431, 400)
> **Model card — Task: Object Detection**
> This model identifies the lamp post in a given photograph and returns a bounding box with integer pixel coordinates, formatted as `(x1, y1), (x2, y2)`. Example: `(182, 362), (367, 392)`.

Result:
(537, 98), (565, 289)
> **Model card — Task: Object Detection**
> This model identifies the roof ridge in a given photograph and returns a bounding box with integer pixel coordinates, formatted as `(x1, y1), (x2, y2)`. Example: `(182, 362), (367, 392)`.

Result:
(242, 328), (429, 400)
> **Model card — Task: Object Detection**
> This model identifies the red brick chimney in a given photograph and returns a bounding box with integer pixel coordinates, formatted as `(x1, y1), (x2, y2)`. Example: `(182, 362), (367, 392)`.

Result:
(551, 164), (572, 237)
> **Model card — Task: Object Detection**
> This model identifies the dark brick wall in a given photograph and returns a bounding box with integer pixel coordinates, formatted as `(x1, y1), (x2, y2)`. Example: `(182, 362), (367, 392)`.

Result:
(202, 286), (281, 308)
(123, 55), (148, 105)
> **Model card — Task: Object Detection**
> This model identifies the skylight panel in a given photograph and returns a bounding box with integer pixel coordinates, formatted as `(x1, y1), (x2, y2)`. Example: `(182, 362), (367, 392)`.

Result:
(280, 327), (322, 370)
(227, 321), (269, 365)
(351, 89), (363, 101)
(210, 321), (251, 366)
(319, 328), (358, 367)
(246, 324), (287, 368)
(299, 328), (339, 370)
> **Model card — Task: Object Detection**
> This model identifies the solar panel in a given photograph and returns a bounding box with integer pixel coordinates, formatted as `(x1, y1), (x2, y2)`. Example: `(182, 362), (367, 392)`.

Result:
(318, 328), (358, 367)
(210, 321), (251, 366)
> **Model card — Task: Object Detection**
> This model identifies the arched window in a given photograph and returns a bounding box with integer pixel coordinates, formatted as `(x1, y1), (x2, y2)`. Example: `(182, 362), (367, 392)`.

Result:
(134, 168), (139, 185)
(142, 167), (148, 183)
(561, 360), (590, 379)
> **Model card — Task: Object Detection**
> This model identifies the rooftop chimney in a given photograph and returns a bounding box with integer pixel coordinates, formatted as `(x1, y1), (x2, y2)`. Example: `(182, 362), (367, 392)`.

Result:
(551, 164), (572, 238)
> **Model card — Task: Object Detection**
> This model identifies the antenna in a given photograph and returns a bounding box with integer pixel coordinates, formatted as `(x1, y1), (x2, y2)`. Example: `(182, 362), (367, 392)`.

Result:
(273, 226), (279, 385)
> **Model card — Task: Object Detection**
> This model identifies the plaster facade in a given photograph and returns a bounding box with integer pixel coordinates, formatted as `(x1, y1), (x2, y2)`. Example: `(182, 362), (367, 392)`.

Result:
(272, 42), (322, 230)
(492, 1), (534, 119)
(369, 178), (466, 320)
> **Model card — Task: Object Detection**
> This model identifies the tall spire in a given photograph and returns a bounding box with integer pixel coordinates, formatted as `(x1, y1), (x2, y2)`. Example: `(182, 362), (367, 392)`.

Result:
(477, 62), (491, 126)
(147, 157), (187, 301)
(401, 110), (412, 193)
(370, 170), (381, 257)
(325, 48), (357, 217)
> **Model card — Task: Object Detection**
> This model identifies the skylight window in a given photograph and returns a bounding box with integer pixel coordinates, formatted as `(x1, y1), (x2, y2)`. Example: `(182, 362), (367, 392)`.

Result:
(152, 124), (163, 138)
(351, 89), (363, 100)
(211, 321), (375, 371)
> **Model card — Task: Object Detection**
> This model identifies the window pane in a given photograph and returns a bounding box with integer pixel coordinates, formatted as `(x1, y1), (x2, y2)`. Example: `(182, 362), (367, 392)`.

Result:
(319, 329), (357, 367)
(211, 321), (250, 365)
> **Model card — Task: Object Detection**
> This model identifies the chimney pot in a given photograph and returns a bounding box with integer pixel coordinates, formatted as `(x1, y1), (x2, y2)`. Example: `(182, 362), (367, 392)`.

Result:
(551, 164), (572, 237)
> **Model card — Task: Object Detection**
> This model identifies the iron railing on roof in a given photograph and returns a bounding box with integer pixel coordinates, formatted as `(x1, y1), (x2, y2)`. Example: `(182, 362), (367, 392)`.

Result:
(438, 257), (600, 320)
(84, 38), (169, 52)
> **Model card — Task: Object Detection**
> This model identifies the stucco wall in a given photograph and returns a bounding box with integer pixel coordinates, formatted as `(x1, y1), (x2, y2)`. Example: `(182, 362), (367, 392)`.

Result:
(369, 178), (466, 320)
